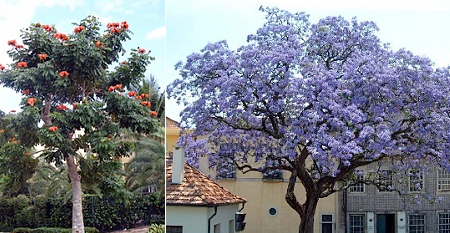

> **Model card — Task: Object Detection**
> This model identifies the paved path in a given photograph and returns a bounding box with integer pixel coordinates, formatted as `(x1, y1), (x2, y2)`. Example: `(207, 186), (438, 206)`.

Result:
(108, 225), (149, 233)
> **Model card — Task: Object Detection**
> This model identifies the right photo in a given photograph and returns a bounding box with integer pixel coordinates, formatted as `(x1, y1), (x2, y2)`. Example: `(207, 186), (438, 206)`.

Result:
(165, 1), (450, 233)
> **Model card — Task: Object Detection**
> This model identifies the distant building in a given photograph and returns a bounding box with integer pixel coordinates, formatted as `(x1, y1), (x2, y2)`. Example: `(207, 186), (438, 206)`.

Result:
(166, 148), (246, 233)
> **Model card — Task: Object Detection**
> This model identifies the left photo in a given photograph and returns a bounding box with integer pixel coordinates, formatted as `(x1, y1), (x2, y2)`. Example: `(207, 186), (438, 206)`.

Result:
(0, 1), (165, 233)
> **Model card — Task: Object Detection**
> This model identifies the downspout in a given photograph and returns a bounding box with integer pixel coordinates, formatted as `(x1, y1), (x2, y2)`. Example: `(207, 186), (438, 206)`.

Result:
(208, 206), (218, 233)
(239, 203), (245, 212)
(343, 188), (348, 233)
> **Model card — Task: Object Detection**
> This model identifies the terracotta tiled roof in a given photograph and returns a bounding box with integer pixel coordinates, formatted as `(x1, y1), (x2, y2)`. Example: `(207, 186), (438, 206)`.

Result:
(166, 153), (246, 206)
(166, 117), (180, 129)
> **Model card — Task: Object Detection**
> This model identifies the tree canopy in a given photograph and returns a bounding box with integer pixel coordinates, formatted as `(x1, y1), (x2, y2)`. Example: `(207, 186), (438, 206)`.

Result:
(0, 16), (159, 233)
(167, 6), (450, 233)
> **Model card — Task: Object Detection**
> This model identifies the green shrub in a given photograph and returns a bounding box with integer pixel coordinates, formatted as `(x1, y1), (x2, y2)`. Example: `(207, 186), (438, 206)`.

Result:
(148, 223), (164, 233)
(13, 227), (33, 233)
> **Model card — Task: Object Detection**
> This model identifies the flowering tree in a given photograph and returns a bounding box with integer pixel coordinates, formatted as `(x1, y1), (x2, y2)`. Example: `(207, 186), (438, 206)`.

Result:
(167, 7), (450, 233)
(0, 17), (158, 233)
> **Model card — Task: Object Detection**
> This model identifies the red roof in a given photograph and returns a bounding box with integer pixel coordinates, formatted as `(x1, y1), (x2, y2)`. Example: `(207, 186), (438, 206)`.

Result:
(166, 153), (246, 206)
(166, 117), (180, 129)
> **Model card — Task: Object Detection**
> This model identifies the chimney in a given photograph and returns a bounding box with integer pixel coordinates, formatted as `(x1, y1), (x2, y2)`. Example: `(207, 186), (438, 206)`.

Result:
(172, 146), (185, 184)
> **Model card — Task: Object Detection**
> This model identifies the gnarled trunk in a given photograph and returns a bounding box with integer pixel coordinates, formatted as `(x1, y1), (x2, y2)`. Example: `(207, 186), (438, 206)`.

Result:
(285, 170), (320, 233)
(66, 154), (85, 233)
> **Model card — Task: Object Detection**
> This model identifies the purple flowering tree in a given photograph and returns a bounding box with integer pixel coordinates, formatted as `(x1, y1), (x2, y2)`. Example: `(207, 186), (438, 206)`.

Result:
(167, 7), (450, 233)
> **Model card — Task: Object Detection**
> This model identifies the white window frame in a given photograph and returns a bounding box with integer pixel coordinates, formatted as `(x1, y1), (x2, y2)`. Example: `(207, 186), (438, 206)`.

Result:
(438, 169), (450, 192)
(409, 170), (424, 192)
(348, 170), (365, 193)
(320, 213), (334, 233)
(349, 214), (365, 233)
(438, 212), (450, 232)
(378, 169), (393, 192)
(408, 213), (426, 233)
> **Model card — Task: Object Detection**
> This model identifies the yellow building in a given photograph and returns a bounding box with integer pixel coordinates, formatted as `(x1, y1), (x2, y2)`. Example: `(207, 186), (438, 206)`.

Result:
(165, 117), (339, 233)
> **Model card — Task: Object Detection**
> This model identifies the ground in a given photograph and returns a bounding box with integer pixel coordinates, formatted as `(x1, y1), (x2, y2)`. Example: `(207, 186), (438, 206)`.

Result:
(109, 225), (150, 233)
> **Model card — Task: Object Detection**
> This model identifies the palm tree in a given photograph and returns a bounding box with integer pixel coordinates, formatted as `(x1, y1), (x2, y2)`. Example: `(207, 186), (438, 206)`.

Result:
(124, 136), (165, 198)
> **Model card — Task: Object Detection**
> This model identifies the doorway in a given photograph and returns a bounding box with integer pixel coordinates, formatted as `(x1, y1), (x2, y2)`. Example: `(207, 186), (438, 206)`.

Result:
(376, 214), (395, 233)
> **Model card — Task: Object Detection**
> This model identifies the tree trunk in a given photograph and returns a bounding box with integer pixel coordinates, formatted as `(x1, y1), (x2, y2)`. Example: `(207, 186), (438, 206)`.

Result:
(298, 194), (319, 233)
(66, 154), (85, 233)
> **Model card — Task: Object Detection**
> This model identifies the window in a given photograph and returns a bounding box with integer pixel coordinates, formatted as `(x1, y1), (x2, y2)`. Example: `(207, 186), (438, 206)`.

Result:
(229, 220), (234, 233)
(263, 158), (283, 180)
(214, 223), (220, 233)
(321, 214), (333, 233)
(438, 213), (450, 233)
(409, 214), (425, 233)
(349, 214), (365, 233)
(409, 170), (424, 192)
(378, 170), (393, 192)
(438, 170), (450, 192)
(166, 226), (183, 233)
(349, 170), (365, 193)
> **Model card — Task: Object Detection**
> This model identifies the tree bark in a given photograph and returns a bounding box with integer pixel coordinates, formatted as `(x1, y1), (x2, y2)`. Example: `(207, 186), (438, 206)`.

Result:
(66, 154), (85, 233)
(298, 192), (319, 233)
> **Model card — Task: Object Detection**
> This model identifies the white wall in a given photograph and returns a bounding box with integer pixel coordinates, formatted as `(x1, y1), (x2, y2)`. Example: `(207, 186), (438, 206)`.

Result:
(167, 204), (241, 233)
(167, 205), (208, 233)
(209, 204), (241, 233)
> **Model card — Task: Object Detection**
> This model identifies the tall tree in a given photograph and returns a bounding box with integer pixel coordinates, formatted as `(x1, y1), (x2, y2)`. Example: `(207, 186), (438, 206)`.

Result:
(167, 7), (450, 233)
(0, 16), (158, 233)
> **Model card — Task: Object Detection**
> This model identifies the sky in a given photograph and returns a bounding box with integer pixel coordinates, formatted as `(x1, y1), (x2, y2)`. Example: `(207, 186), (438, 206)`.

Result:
(0, 0), (165, 113)
(165, 0), (450, 122)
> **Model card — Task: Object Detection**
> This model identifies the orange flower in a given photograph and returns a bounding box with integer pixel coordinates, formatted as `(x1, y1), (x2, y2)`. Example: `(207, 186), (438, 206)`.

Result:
(95, 41), (103, 48)
(149, 111), (158, 116)
(48, 126), (58, 132)
(110, 27), (121, 34)
(0, 129), (5, 133)
(22, 89), (30, 95)
(74, 26), (85, 33)
(25, 152), (30, 157)
(120, 21), (129, 29)
(115, 84), (123, 89)
(10, 110), (16, 113)
(57, 105), (68, 111)
(7, 40), (16, 46)
(42, 25), (53, 32)
(141, 101), (151, 107)
(17, 62), (27, 68)
(128, 91), (137, 97)
(138, 48), (146, 54)
(54, 33), (69, 41)
(35, 22), (41, 27)
(38, 53), (47, 61)
(73, 103), (77, 110)
(0, 64), (5, 71)
(135, 96), (142, 100)
(27, 97), (37, 106)
(15, 44), (24, 49)
(59, 71), (69, 77)
(108, 86), (115, 92)
(121, 61), (126, 65)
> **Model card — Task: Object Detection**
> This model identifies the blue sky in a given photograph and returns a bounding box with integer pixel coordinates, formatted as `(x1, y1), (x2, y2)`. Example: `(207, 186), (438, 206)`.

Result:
(166, 0), (450, 121)
(0, 0), (165, 113)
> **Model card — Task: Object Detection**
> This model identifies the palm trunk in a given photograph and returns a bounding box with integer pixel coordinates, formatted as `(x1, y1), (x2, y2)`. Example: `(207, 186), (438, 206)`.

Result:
(67, 154), (85, 233)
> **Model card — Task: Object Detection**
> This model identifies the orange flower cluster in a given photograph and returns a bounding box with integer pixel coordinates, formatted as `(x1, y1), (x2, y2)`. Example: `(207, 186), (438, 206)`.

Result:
(25, 152), (30, 157)
(121, 61), (126, 65)
(54, 33), (69, 41)
(27, 97), (37, 106)
(95, 41), (103, 48)
(42, 24), (53, 32)
(38, 53), (47, 61)
(108, 83), (123, 92)
(7, 40), (16, 46)
(49, 126), (58, 132)
(149, 111), (158, 116)
(73, 103), (78, 110)
(17, 62), (27, 68)
(107, 21), (128, 34)
(22, 89), (30, 95)
(15, 44), (24, 49)
(10, 110), (16, 113)
(128, 91), (137, 97)
(110, 27), (121, 34)
(59, 71), (69, 77)
(140, 93), (149, 99)
(138, 48), (146, 54)
(141, 101), (151, 107)
(35, 22), (41, 27)
(0, 129), (5, 133)
(57, 105), (68, 111)
(0, 64), (5, 70)
(74, 26), (85, 33)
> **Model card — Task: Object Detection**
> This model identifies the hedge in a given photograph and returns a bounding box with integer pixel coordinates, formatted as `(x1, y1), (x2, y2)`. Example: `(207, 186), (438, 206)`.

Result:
(0, 194), (164, 232)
